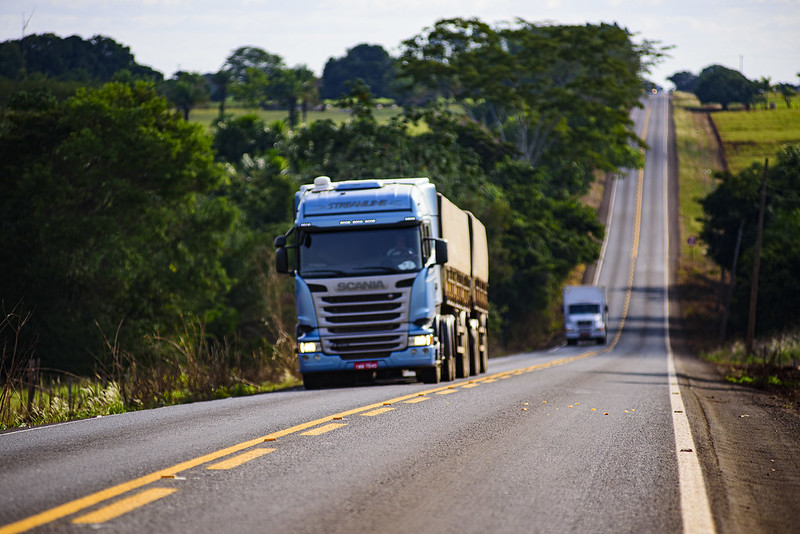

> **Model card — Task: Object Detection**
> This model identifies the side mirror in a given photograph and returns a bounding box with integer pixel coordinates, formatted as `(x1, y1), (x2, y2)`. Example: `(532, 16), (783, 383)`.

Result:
(434, 239), (448, 265)
(276, 247), (289, 274)
(274, 235), (286, 248)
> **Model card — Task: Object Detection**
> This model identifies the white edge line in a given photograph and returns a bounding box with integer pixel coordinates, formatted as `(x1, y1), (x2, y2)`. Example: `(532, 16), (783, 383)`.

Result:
(661, 94), (716, 534)
(592, 173), (617, 286)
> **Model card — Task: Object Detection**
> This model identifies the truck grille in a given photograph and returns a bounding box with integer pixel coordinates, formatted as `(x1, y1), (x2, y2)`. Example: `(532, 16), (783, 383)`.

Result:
(311, 276), (412, 359)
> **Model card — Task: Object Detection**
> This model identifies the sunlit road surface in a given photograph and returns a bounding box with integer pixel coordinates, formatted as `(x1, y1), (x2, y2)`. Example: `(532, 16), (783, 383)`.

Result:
(0, 93), (714, 533)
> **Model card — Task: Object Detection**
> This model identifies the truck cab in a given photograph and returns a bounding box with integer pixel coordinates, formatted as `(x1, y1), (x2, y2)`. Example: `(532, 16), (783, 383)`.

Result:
(563, 285), (608, 345)
(275, 176), (488, 388)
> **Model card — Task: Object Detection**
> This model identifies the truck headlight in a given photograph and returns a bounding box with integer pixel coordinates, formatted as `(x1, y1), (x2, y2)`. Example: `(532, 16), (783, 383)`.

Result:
(410, 334), (434, 347)
(298, 341), (321, 354)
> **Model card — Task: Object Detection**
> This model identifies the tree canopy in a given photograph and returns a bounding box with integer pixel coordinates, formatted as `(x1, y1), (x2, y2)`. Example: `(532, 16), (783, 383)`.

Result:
(164, 71), (210, 120)
(400, 18), (657, 193)
(699, 145), (800, 335)
(0, 82), (234, 370)
(694, 64), (759, 110)
(320, 44), (397, 100)
(0, 33), (162, 82)
(667, 71), (699, 92)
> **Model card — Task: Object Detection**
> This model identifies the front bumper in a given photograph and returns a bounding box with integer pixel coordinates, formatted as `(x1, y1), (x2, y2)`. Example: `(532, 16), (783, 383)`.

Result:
(565, 327), (606, 340)
(298, 344), (437, 373)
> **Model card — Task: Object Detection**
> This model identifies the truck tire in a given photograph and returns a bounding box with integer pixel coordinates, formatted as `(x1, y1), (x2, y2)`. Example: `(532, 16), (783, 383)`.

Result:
(479, 314), (489, 374)
(440, 316), (456, 382)
(302, 372), (326, 390)
(468, 319), (480, 376)
(418, 365), (441, 384)
(455, 312), (470, 379)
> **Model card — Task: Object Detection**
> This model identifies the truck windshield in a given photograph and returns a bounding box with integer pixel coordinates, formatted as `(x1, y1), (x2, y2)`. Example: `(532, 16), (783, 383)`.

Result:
(568, 304), (600, 314)
(298, 226), (423, 278)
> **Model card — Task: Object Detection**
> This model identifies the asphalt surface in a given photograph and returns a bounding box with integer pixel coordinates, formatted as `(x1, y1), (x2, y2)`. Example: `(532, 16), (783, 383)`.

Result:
(1, 93), (798, 534)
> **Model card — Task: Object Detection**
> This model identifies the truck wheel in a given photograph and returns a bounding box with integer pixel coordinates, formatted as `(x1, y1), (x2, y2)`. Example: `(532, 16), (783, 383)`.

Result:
(440, 316), (456, 382)
(418, 365), (441, 384)
(302, 372), (326, 390)
(468, 320), (480, 376)
(597, 335), (606, 345)
(455, 313), (470, 379)
(479, 314), (489, 374)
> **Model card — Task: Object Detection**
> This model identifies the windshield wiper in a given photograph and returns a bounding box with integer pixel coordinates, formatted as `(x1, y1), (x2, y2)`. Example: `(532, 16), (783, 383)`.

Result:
(301, 269), (348, 276)
(351, 266), (398, 273)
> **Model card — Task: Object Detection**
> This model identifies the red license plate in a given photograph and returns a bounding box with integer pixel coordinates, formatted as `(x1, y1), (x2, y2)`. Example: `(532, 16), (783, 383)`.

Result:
(354, 361), (378, 370)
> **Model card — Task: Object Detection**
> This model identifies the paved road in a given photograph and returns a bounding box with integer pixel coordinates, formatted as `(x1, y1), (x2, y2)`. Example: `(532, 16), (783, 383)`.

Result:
(1, 94), (796, 533)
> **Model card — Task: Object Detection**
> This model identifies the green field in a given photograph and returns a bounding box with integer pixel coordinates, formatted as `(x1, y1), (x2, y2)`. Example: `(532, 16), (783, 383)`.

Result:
(711, 98), (800, 173)
(188, 105), (406, 130)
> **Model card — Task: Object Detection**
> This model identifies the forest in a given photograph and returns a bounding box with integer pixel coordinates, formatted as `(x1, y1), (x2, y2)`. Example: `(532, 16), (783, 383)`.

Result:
(1, 18), (663, 408)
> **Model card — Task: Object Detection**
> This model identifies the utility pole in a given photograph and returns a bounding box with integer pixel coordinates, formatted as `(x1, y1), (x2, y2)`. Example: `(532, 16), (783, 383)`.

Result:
(745, 158), (768, 356)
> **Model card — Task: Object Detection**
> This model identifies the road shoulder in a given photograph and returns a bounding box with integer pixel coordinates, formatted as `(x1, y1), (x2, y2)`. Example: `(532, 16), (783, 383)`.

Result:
(673, 346), (800, 534)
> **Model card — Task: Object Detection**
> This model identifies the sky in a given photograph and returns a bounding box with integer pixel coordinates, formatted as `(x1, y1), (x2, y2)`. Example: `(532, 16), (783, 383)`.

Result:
(2, 0), (799, 90)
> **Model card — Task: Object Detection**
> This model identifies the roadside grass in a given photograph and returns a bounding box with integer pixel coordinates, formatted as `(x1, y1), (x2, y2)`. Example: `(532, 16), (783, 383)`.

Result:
(671, 92), (723, 352)
(673, 91), (800, 406)
(1, 374), (301, 430)
(1, 266), (302, 430)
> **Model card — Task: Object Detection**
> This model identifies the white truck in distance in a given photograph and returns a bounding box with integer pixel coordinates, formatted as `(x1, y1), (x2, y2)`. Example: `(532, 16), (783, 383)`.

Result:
(563, 285), (608, 345)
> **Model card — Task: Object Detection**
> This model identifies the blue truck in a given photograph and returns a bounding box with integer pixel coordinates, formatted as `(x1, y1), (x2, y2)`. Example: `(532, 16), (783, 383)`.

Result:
(274, 176), (489, 389)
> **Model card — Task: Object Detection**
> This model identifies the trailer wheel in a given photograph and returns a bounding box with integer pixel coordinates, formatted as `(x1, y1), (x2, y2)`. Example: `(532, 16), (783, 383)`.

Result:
(455, 312), (471, 379)
(468, 319), (480, 376)
(479, 314), (489, 374)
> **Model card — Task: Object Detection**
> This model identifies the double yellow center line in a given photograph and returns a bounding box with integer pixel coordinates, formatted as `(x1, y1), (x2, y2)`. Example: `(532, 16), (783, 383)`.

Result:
(0, 353), (606, 533)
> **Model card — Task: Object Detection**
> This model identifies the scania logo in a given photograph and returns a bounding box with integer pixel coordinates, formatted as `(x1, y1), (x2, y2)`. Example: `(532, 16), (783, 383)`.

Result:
(337, 281), (387, 291)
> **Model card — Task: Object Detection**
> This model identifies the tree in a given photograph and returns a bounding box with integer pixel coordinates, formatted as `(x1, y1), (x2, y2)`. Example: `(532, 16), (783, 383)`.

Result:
(225, 46), (286, 109)
(271, 66), (318, 127)
(225, 46), (284, 83)
(0, 82), (235, 371)
(699, 145), (800, 336)
(164, 71), (210, 120)
(667, 70), (699, 92)
(0, 33), (162, 82)
(775, 83), (796, 108)
(212, 113), (283, 163)
(694, 64), (758, 110)
(209, 68), (232, 118)
(400, 18), (653, 193)
(321, 44), (397, 100)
